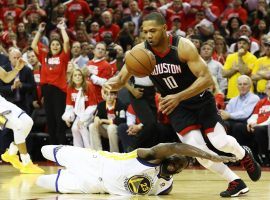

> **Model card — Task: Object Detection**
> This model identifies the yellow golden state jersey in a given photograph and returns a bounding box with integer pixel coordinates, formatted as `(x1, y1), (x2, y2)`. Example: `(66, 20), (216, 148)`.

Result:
(97, 150), (173, 195)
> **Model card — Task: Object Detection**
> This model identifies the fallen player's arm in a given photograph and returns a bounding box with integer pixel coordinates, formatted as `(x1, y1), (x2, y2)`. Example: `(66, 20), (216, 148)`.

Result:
(0, 66), (20, 83)
(137, 143), (238, 164)
(0, 58), (25, 83)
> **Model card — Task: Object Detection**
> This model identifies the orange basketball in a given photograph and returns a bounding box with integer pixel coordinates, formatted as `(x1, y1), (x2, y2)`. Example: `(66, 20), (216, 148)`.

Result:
(125, 48), (156, 77)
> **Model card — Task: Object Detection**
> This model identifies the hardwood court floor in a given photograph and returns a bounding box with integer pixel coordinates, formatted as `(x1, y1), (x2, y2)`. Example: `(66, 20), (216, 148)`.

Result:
(0, 163), (269, 200)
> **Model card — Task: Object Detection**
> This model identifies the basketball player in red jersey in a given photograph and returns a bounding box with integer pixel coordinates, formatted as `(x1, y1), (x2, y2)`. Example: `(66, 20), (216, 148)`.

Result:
(103, 12), (261, 197)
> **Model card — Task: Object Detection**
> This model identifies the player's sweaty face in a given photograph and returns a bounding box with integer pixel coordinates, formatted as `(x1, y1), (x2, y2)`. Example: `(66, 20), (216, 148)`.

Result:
(142, 21), (164, 47)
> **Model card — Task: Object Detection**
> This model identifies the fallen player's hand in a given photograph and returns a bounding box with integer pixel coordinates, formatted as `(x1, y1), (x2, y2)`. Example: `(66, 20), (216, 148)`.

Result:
(15, 58), (26, 71)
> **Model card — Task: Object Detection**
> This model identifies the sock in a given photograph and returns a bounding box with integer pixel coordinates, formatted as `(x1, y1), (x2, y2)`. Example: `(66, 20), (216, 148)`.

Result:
(201, 160), (240, 182)
(220, 166), (240, 182)
(20, 153), (31, 166)
(8, 142), (18, 155)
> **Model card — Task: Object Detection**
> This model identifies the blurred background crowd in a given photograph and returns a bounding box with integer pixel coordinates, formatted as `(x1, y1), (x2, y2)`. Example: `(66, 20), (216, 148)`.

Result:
(0, 0), (270, 167)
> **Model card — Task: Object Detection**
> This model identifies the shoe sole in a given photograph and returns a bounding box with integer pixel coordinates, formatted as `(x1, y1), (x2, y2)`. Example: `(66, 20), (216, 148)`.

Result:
(231, 187), (249, 197)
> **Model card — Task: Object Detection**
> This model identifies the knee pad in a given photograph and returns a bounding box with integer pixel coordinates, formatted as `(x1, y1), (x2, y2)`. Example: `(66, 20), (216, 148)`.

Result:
(19, 113), (34, 135)
(13, 113), (33, 144)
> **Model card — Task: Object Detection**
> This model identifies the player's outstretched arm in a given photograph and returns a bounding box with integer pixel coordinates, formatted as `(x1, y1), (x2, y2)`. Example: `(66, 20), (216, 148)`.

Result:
(137, 143), (238, 164)
(103, 65), (132, 92)
(0, 58), (25, 83)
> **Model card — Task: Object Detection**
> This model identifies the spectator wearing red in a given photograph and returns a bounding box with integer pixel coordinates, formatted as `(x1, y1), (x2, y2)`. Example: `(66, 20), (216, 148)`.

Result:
(0, 0), (24, 9)
(0, 20), (9, 48)
(3, 11), (16, 32)
(0, 0), (23, 25)
(89, 21), (100, 44)
(64, 0), (92, 28)
(213, 35), (228, 65)
(31, 20), (70, 145)
(222, 0), (248, 24)
(98, 11), (120, 42)
(62, 67), (97, 148)
(247, 80), (270, 166)
(159, 0), (190, 31)
(211, 0), (232, 13)
(19, 0), (46, 23)
(188, 9), (206, 30)
(48, 17), (76, 44)
(201, 0), (220, 26)
(107, 45), (121, 76)
(87, 42), (112, 103)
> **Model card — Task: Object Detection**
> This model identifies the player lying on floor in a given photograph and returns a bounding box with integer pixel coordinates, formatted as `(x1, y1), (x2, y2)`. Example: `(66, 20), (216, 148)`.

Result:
(36, 143), (237, 195)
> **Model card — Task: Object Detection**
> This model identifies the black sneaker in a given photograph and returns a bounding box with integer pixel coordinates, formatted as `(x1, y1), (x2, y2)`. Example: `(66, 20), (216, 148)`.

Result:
(240, 146), (261, 181)
(220, 179), (249, 197)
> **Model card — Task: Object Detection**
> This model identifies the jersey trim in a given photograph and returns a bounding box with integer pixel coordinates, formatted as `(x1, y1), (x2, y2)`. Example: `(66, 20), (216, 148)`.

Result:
(98, 150), (138, 160)
(205, 127), (215, 134)
(55, 169), (62, 193)
(53, 146), (63, 166)
(145, 35), (174, 58)
(178, 124), (202, 135)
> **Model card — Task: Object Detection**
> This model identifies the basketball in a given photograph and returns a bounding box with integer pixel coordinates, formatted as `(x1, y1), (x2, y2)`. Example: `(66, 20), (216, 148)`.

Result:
(125, 48), (156, 77)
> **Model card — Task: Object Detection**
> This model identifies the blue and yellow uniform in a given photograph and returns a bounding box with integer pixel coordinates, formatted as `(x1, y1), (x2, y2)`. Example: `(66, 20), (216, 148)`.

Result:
(44, 146), (173, 195)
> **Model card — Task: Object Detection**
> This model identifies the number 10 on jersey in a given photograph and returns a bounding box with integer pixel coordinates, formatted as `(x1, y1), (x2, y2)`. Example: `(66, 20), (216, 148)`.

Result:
(163, 76), (178, 89)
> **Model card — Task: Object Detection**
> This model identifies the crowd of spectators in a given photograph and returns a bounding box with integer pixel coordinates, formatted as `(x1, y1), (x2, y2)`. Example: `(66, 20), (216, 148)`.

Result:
(0, 0), (270, 167)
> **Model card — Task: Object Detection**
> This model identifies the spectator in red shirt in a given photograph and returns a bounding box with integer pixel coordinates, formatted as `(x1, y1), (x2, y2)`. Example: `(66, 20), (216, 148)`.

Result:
(0, 0), (23, 25)
(31, 20), (70, 145)
(3, 12), (16, 32)
(98, 11), (120, 42)
(1, 0), (24, 9)
(19, 0), (46, 24)
(89, 21), (100, 44)
(87, 42), (112, 103)
(213, 35), (228, 65)
(222, 0), (248, 24)
(62, 67), (97, 148)
(64, 0), (92, 28)
(159, 0), (190, 31)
